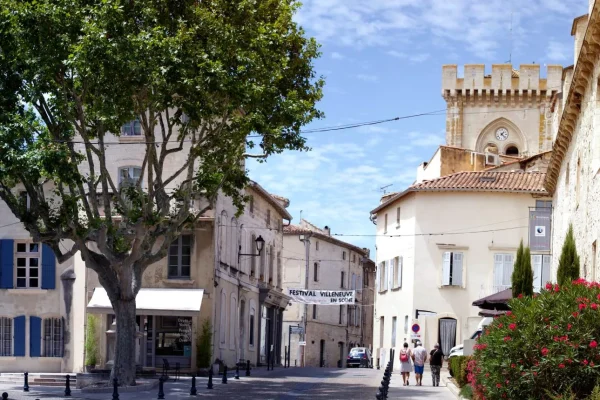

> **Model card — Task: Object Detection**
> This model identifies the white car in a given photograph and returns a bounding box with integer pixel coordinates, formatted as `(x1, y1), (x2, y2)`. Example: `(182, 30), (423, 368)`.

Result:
(448, 344), (464, 358)
(447, 317), (493, 358)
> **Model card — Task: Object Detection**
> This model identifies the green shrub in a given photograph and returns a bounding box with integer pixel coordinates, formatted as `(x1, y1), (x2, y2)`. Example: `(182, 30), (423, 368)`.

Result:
(470, 280), (600, 399)
(84, 314), (98, 366)
(196, 319), (212, 369)
(460, 384), (473, 399)
(557, 224), (580, 286)
(587, 386), (600, 400)
(449, 356), (470, 387)
(512, 240), (534, 298)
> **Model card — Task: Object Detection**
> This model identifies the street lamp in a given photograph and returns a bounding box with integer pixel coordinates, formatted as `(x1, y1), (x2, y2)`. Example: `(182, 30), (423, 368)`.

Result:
(238, 235), (265, 262)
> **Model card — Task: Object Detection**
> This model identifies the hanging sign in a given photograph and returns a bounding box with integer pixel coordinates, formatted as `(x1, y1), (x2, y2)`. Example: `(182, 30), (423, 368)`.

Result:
(287, 289), (355, 304)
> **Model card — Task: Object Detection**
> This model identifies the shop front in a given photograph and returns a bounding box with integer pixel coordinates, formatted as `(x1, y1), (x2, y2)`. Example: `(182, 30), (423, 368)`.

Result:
(258, 288), (290, 366)
(87, 288), (204, 371)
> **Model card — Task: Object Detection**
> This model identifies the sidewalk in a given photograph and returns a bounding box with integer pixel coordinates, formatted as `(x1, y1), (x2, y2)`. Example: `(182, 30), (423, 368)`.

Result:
(385, 367), (456, 399)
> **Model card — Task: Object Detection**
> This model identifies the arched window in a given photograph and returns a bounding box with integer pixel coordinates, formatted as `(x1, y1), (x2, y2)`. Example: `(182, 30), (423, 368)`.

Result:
(268, 245), (274, 285)
(250, 233), (257, 277)
(219, 211), (228, 265)
(230, 217), (238, 267)
(260, 243), (266, 281)
(220, 289), (227, 346)
(505, 146), (519, 156)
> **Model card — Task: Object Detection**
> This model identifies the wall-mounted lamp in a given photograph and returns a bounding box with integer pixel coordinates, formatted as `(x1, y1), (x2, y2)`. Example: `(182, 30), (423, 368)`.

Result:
(238, 235), (265, 263)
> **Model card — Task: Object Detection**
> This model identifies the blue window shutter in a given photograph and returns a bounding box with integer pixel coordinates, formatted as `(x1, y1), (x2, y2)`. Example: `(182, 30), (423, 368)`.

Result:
(13, 316), (25, 356)
(30, 316), (41, 357)
(0, 239), (14, 288)
(41, 244), (56, 289)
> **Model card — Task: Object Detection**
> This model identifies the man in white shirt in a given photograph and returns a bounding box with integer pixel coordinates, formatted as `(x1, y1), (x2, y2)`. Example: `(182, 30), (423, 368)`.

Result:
(412, 341), (428, 386)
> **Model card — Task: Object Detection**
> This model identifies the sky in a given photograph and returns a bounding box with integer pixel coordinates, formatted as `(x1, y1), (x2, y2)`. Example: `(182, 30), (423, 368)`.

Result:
(246, 0), (588, 257)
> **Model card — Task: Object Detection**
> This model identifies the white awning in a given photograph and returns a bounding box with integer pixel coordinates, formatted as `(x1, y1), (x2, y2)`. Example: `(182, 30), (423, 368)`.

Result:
(87, 287), (204, 316)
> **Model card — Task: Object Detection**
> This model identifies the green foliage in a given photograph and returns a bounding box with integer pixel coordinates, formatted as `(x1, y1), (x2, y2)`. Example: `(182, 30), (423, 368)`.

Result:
(558, 225), (581, 286)
(512, 240), (534, 298)
(449, 356), (470, 387)
(470, 279), (600, 399)
(460, 384), (474, 399)
(196, 319), (212, 369)
(587, 386), (600, 400)
(84, 314), (98, 366)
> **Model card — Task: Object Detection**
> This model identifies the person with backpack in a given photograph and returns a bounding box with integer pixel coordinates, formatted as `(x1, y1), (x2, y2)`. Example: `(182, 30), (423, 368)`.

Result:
(399, 342), (413, 386)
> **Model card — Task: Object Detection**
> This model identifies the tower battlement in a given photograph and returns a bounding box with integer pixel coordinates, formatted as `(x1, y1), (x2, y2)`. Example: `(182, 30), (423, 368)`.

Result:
(442, 64), (563, 100)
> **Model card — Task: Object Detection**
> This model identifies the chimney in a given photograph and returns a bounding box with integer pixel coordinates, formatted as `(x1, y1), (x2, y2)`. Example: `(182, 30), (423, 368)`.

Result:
(362, 248), (370, 259)
(324, 226), (331, 236)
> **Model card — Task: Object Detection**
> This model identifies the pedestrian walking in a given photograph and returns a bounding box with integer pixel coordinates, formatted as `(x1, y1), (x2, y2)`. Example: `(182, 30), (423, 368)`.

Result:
(429, 343), (444, 387)
(399, 342), (413, 386)
(412, 341), (428, 386)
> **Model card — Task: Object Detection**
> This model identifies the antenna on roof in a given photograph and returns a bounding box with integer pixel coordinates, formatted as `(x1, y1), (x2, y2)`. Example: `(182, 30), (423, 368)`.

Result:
(507, 7), (513, 64)
(379, 184), (393, 194)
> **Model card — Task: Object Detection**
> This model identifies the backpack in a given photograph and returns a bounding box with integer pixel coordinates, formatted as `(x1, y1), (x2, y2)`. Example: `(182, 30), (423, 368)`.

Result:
(400, 350), (409, 363)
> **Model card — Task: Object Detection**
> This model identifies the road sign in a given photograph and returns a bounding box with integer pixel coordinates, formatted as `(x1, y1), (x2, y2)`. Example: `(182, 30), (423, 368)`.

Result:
(290, 326), (304, 334)
(411, 324), (420, 333)
(298, 341), (306, 346)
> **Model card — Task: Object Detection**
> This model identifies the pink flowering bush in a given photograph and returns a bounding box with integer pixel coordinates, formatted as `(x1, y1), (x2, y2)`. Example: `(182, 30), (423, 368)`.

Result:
(470, 279), (600, 399)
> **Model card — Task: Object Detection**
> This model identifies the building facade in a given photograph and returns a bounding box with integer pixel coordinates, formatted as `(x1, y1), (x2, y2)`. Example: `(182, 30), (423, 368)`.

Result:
(281, 220), (373, 367)
(370, 171), (552, 362)
(545, 3), (600, 282)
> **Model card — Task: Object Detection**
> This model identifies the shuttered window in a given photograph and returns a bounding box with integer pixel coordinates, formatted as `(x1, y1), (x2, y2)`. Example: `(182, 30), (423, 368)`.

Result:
(493, 254), (514, 293)
(532, 255), (552, 292)
(442, 252), (464, 286)
(42, 317), (63, 357)
(0, 318), (12, 356)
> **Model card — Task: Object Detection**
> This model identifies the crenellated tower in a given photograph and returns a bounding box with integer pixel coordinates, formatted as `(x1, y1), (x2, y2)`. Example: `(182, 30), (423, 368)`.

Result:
(441, 64), (563, 157)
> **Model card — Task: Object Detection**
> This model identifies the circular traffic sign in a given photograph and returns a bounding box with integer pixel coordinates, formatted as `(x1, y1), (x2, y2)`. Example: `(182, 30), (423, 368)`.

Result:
(411, 324), (420, 333)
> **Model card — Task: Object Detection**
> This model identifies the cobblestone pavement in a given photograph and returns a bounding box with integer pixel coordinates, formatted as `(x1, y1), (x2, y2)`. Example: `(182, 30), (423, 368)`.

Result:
(0, 366), (455, 400)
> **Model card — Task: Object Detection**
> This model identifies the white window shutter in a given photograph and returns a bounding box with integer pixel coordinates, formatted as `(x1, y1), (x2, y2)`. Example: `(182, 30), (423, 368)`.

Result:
(387, 260), (393, 290)
(532, 255), (542, 292)
(494, 254), (504, 291)
(398, 257), (403, 288)
(503, 254), (514, 287)
(542, 255), (552, 287)
(442, 252), (451, 286)
(376, 263), (380, 291)
(453, 252), (463, 286)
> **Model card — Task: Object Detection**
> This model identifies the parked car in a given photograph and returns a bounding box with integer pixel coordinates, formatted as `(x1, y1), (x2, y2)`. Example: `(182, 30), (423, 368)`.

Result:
(448, 317), (493, 358)
(346, 347), (372, 368)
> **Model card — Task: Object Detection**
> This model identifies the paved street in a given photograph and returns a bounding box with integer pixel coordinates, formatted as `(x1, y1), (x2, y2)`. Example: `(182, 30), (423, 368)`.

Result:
(0, 367), (455, 400)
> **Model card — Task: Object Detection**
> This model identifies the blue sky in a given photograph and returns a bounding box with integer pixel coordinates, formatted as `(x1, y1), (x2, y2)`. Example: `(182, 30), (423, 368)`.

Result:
(247, 0), (588, 257)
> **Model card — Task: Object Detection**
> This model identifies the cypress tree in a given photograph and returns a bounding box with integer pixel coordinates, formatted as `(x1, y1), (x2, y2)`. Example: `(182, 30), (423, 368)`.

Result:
(512, 240), (533, 297)
(557, 224), (581, 286)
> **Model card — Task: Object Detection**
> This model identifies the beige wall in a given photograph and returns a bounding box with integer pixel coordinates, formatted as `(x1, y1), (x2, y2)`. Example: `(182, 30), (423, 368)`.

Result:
(374, 190), (546, 355)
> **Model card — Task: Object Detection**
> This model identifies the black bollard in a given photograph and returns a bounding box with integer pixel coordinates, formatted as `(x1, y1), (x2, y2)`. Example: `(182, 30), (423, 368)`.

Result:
(157, 376), (165, 399)
(377, 385), (385, 399)
(190, 375), (197, 396)
(377, 358), (380, 370)
(222, 366), (228, 384)
(207, 368), (214, 390)
(65, 374), (72, 396)
(375, 391), (382, 400)
(235, 365), (240, 380)
(1, 393), (7, 400)
(23, 372), (29, 392)
(246, 360), (251, 377)
(267, 352), (270, 371)
(112, 378), (119, 400)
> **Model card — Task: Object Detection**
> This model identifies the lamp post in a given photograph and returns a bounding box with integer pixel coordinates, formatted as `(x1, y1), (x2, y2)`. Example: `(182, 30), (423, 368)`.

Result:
(238, 235), (265, 263)
(299, 232), (312, 367)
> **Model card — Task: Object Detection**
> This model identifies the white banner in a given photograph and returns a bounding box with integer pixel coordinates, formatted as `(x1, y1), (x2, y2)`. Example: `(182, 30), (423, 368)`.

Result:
(288, 289), (355, 304)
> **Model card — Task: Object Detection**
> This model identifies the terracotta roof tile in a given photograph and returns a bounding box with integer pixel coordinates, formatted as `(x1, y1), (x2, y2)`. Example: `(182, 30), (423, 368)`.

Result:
(371, 171), (547, 214)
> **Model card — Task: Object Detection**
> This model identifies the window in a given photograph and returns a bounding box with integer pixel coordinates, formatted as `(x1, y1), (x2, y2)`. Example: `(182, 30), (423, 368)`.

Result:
(365, 272), (369, 287)
(379, 316), (385, 348)
(118, 166), (142, 188)
(391, 317), (397, 348)
(121, 119), (142, 136)
(220, 290), (227, 345)
(442, 252), (463, 287)
(342, 251), (346, 261)
(566, 162), (570, 186)
(0, 318), (11, 356)
(576, 157), (582, 206)
(168, 235), (191, 279)
(392, 256), (402, 289)
(493, 253), (514, 292)
(313, 262), (319, 282)
(339, 305), (343, 324)
(352, 254), (356, 263)
(404, 316), (409, 334)
(312, 304), (317, 320)
(229, 295), (237, 350)
(315, 241), (319, 251)
(250, 234), (257, 277)
(505, 146), (519, 156)
(249, 196), (254, 215)
(266, 209), (271, 227)
(531, 255), (552, 293)
(378, 261), (387, 292)
(340, 271), (345, 288)
(19, 191), (30, 210)
(259, 243), (266, 281)
(43, 318), (63, 357)
(536, 200), (552, 209)
(384, 214), (388, 234)
(268, 246), (274, 284)
(249, 309), (255, 346)
(396, 207), (401, 228)
(277, 252), (282, 288)
(16, 242), (40, 288)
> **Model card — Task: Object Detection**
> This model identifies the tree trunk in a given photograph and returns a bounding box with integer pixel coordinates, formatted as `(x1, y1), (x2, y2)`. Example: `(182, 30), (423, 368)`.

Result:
(110, 298), (137, 386)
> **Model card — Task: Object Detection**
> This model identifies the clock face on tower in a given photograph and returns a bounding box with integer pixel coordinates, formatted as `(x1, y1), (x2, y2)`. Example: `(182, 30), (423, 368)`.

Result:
(495, 127), (509, 141)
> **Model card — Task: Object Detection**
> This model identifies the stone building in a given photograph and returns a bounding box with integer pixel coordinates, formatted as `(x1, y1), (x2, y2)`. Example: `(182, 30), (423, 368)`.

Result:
(281, 220), (372, 368)
(545, 2), (600, 281)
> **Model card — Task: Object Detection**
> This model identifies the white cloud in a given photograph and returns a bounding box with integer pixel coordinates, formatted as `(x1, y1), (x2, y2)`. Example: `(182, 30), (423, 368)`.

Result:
(386, 50), (430, 63)
(356, 74), (379, 82)
(331, 51), (345, 60)
(546, 40), (571, 61)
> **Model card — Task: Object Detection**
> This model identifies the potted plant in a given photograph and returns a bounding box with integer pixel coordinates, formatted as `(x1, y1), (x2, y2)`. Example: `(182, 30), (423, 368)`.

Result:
(84, 314), (99, 372)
